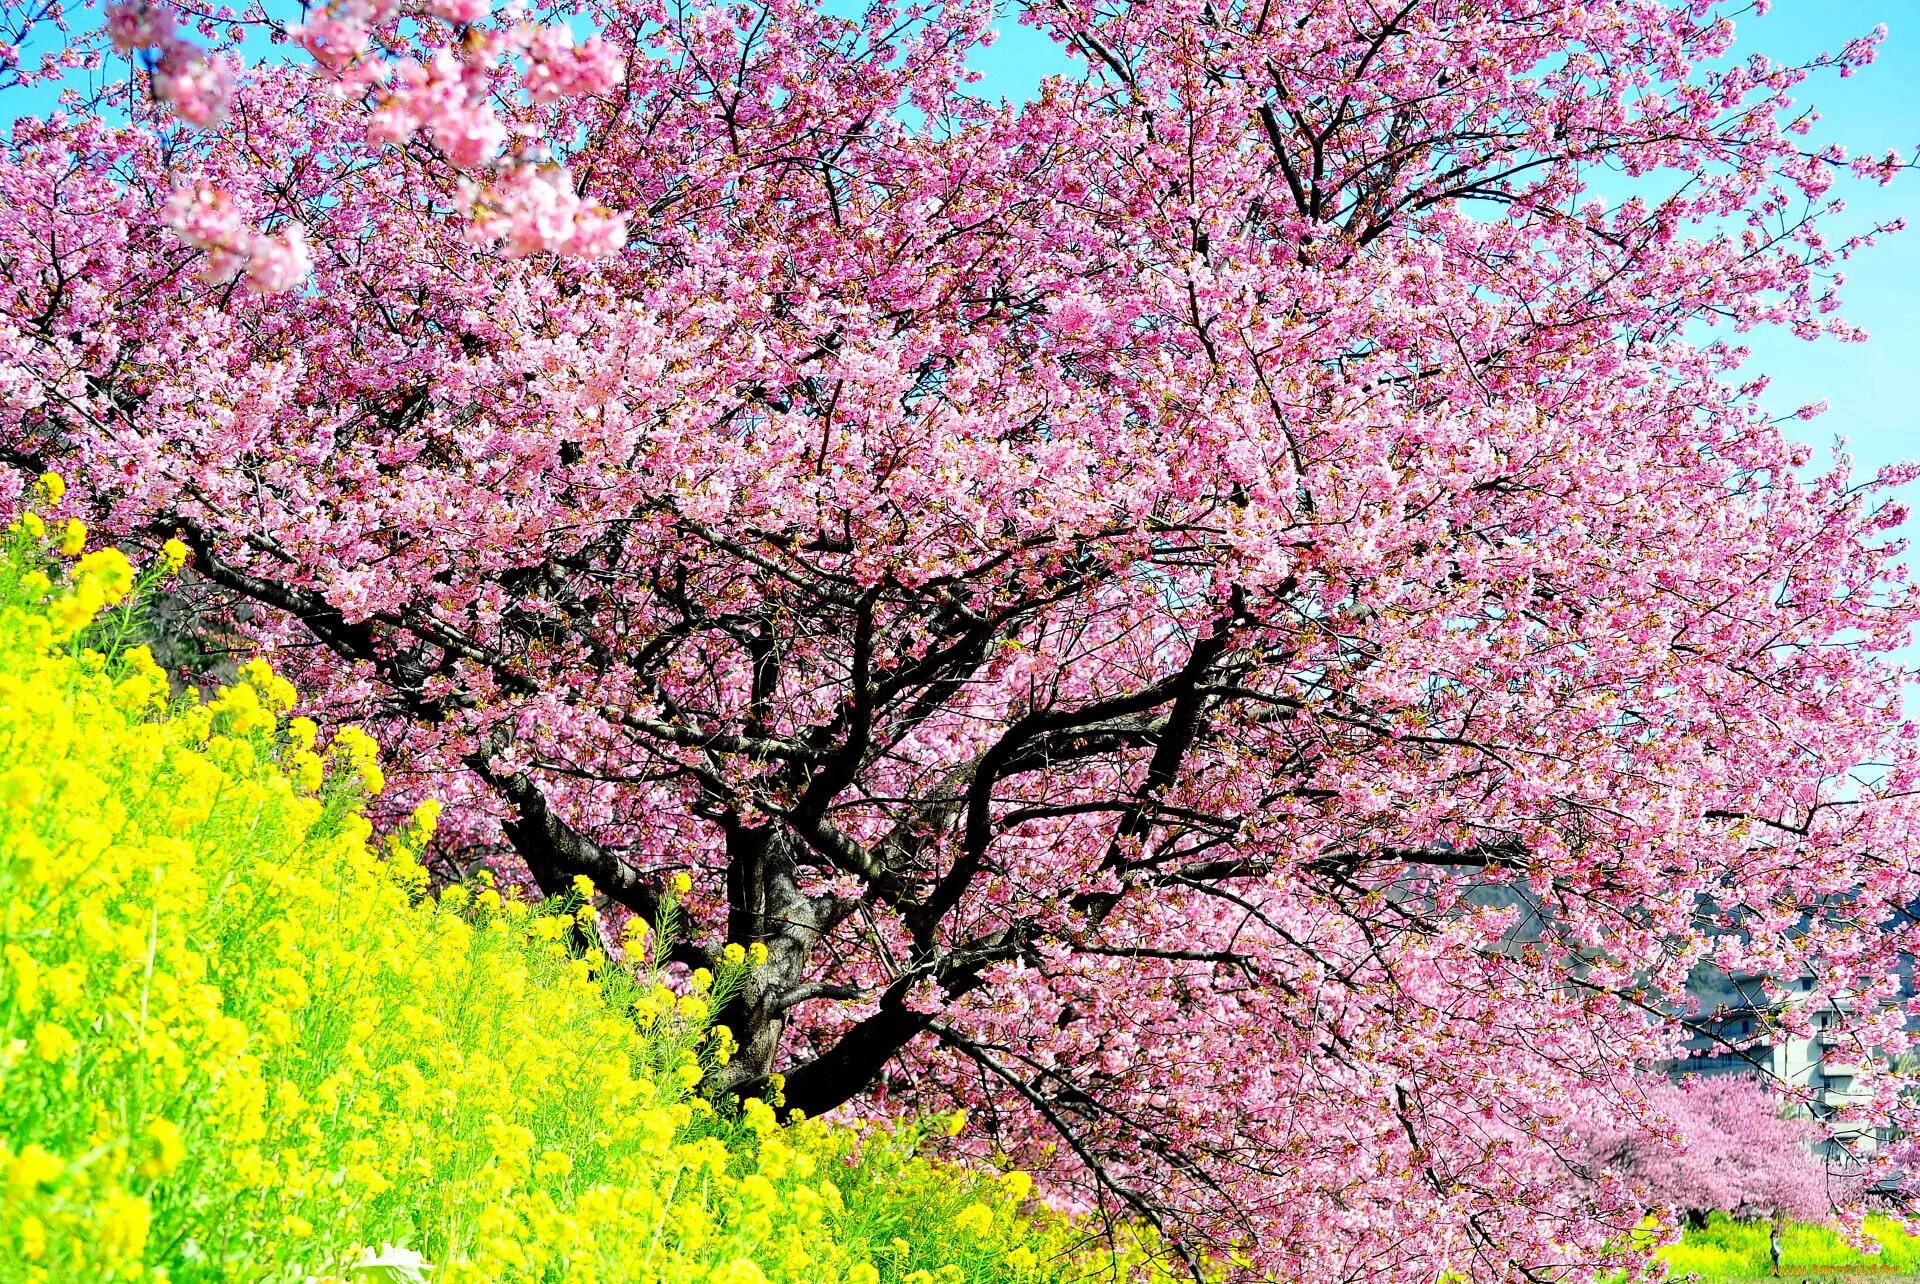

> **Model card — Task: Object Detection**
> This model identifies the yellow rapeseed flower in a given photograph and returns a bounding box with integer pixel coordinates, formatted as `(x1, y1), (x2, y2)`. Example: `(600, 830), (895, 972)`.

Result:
(17, 1213), (47, 1260)
(141, 1119), (187, 1177)
(8, 1145), (63, 1192)
(0, 534), (1149, 1284)
(58, 518), (86, 556)
(32, 1021), (76, 1063)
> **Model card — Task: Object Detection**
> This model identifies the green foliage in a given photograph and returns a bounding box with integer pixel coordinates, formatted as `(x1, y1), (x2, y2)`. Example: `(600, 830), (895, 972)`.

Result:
(0, 518), (1163, 1283)
(1658, 1214), (1920, 1282)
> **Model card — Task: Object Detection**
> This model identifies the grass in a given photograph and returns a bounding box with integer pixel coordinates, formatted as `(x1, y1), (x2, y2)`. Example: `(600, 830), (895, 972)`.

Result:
(1658, 1215), (1920, 1282)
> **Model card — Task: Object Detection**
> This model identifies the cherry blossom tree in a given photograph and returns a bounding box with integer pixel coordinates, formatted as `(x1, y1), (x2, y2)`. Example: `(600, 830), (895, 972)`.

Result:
(2, 0), (1919, 1277)
(1586, 1075), (1834, 1227)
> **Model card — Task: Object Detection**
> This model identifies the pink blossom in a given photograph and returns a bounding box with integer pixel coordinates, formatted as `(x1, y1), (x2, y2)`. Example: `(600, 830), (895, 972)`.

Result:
(244, 224), (312, 294)
(294, 12), (371, 72)
(5, 1), (1920, 1278)
(161, 181), (251, 283)
(152, 44), (234, 127)
(425, 0), (491, 23)
(104, 0), (174, 52)
(1584, 1076), (1837, 1223)
(520, 25), (621, 102)
(462, 167), (626, 259)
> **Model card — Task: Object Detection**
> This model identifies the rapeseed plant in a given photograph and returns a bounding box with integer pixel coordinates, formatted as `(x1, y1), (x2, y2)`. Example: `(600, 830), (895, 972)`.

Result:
(0, 494), (1169, 1284)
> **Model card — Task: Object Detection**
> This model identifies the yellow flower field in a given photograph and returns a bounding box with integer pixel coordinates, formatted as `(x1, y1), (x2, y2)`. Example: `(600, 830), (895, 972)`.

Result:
(0, 489), (1160, 1283)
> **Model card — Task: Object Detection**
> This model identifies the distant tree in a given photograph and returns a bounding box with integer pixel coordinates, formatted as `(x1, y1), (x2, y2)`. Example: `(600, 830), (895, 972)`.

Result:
(1588, 1076), (1833, 1227)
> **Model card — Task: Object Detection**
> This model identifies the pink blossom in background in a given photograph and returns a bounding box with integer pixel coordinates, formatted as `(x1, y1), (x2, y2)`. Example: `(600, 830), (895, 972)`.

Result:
(151, 45), (234, 127)
(162, 183), (310, 293)
(1585, 1076), (1838, 1224)
(521, 26), (622, 102)
(104, 0), (174, 51)
(161, 181), (252, 284)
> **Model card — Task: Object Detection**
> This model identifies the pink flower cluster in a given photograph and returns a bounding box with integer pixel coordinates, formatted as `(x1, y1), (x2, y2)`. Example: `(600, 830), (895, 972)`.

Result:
(105, 0), (235, 126)
(288, 0), (629, 258)
(520, 25), (623, 103)
(162, 183), (312, 293)
(1584, 1076), (1838, 1223)
(460, 166), (627, 259)
(368, 49), (509, 167)
(4, 0), (1920, 1278)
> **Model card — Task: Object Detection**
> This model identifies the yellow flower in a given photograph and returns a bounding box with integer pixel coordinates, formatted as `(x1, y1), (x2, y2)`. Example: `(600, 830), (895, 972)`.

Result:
(34, 471), (64, 504)
(721, 943), (746, 966)
(19, 511), (44, 538)
(670, 871), (692, 895)
(289, 750), (325, 794)
(17, 1214), (46, 1261)
(51, 587), (102, 633)
(142, 1118), (187, 1176)
(76, 547), (135, 604)
(58, 518), (86, 556)
(161, 537), (189, 571)
(5, 943), (41, 1010)
(709, 1260), (769, 1284)
(944, 1109), (967, 1137)
(572, 874), (596, 898)
(747, 941), (768, 967)
(330, 725), (385, 795)
(953, 1201), (994, 1236)
(8, 1144), (63, 1191)
(98, 1192), (151, 1258)
(32, 1020), (76, 1063)
(287, 715), (318, 751)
